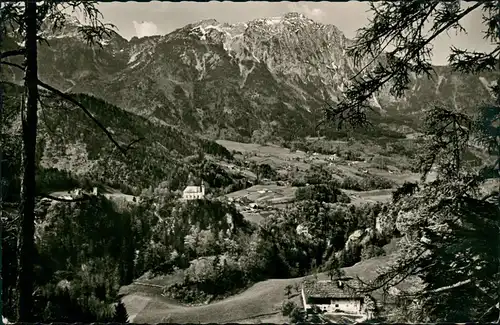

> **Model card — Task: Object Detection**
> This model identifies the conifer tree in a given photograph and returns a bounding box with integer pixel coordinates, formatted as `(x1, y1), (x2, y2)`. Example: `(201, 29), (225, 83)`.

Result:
(328, 1), (499, 322)
(112, 300), (129, 323)
(1, 1), (139, 320)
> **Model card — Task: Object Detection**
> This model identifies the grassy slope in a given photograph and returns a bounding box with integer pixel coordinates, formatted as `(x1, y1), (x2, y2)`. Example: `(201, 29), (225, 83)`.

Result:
(127, 240), (401, 323)
(133, 278), (303, 323)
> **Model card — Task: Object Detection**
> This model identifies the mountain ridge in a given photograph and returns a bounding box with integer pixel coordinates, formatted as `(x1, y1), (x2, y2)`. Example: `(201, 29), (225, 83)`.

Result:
(2, 12), (498, 142)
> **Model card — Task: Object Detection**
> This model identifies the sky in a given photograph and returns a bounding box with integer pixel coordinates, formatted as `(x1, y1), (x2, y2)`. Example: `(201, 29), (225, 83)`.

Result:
(95, 1), (493, 66)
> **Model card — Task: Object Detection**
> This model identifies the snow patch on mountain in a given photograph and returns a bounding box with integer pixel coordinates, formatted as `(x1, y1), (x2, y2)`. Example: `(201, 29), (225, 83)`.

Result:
(435, 75), (445, 94)
(99, 39), (110, 46)
(46, 31), (81, 39)
(190, 51), (221, 80)
(238, 61), (255, 88)
(479, 76), (496, 98)
(265, 17), (282, 25)
(128, 51), (140, 64)
(129, 59), (143, 70)
(190, 25), (207, 41)
(205, 24), (232, 36)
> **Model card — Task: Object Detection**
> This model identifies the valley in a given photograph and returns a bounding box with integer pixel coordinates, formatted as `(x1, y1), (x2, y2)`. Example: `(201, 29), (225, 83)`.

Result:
(2, 2), (498, 324)
(112, 138), (431, 323)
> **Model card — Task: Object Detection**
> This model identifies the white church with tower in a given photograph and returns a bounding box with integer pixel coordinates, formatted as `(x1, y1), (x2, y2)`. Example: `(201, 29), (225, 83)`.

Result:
(182, 174), (206, 200)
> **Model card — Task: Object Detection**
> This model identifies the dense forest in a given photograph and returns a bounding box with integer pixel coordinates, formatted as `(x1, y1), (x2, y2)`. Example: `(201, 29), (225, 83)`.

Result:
(3, 176), (390, 320)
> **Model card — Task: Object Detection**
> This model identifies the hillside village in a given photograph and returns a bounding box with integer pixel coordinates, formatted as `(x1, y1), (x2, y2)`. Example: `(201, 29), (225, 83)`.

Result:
(111, 139), (440, 323)
(27, 137), (426, 323)
(116, 138), (493, 323)
(21, 130), (493, 324)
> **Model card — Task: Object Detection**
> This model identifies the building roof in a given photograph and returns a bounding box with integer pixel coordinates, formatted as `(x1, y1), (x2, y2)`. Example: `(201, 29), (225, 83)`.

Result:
(303, 280), (363, 300)
(183, 186), (203, 194)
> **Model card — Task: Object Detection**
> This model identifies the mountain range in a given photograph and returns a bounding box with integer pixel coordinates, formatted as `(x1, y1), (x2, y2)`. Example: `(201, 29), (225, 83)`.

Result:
(2, 12), (498, 142)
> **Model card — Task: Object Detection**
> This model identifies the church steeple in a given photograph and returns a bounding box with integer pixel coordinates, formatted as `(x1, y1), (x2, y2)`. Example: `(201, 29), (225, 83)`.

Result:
(187, 173), (196, 186)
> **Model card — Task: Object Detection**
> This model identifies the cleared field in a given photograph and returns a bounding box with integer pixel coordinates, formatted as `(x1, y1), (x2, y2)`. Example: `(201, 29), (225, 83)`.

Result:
(239, 211), (266, 224)
(236, 313), (289, 324)
(343, 189), (394, 206)
(222, 184), (297, 223)
(226, 183), (396, 211)
(217, 140), (428, 184)
(227, 184), (395, 214)
(216, 140), (305, 159)
(217, 140), (311, 171)
(131, 278), (304, 323)
(247, 155), (311, 171)
(225, 184), (297, 203)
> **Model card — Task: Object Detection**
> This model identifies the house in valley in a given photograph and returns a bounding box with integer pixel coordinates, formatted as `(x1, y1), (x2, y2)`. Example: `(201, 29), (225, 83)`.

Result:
(301, 279), (375, 318)
(182, 184), (205, 200)
(182, 175), (206, 200)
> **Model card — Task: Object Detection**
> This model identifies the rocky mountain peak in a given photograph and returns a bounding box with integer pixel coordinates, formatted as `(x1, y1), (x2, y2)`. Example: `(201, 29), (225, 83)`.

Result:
(191, 18), (220, 28)
(37, 13), (127, 50)
(40, 13), (83, 38)
(282, 12), (307, 20)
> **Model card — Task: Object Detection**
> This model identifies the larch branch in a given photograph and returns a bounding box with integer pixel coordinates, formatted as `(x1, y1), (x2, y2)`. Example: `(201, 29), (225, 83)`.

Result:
(337, 2), (483, 117)
(0, 48), (25, 59)
(425, 279), (472, 294)
(37, 79), (140, 155)
(0, 60), (25, 70)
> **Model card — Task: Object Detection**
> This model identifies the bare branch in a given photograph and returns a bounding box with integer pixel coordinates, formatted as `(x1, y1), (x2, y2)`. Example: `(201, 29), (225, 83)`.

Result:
(2, 60), (145, 152)
(37, 96), (57, 136)
(356, 245), (428, 294)
(477, 302), (500, 321)
(0, 48), (26, 60)
(1, 60), (25, 71)
(36, 79), (134, 155)
(124, 137), (145, 151)
(424, 279), (472, 294)
(332, 2), (483, 128)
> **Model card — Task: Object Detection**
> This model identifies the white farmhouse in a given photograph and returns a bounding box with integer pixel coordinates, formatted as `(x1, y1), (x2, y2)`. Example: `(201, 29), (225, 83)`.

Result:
(301, 279), (375, 318)
(182, 183), (206, 200)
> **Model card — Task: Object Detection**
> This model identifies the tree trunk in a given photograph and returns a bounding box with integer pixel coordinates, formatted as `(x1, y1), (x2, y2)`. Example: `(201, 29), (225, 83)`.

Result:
(17, 0), (38, 321)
